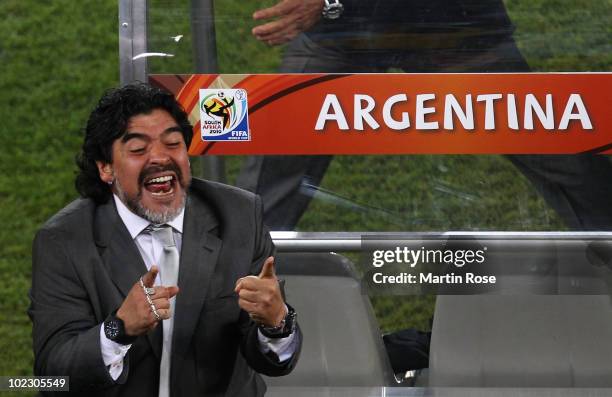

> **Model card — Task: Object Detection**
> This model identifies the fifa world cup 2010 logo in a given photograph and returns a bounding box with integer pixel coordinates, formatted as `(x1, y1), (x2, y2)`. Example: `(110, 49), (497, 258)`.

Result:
(199, 88), (249, 141)
(202, 91), (235, 131)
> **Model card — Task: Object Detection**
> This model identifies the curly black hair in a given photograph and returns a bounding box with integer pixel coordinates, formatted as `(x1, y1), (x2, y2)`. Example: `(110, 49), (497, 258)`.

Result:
(75, 83), (193, 203)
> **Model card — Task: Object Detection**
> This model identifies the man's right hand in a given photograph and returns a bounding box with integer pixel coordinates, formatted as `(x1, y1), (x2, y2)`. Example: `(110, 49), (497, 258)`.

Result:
(252, 0), (324, 46)
(116, 266), (179, 336)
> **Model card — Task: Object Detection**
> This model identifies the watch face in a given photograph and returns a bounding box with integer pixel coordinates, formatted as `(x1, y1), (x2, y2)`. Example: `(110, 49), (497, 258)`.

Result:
(106, 320), (121, 339)
(323, 2), (344, 19)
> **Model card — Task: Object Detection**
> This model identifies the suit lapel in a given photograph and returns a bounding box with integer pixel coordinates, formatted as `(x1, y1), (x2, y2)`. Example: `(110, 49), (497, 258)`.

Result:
(94, 199), (162, 359)
(95, 199), (147, 296)
(171, 193), (221, 385)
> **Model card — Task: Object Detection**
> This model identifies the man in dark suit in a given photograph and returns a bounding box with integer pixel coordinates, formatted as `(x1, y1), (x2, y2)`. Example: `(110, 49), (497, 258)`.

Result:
(29, 83), (301, 396)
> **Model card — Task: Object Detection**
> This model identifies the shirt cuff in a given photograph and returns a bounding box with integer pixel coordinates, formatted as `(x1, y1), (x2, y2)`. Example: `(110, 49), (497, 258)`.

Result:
(99, 324), (132, 380)
(257, 329), (298, 363)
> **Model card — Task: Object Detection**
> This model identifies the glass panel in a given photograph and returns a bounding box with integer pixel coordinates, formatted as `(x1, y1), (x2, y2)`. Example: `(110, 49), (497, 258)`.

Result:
(146, 0), (612, 232)
(144, 3), (612, 390)
(294, 155), (566, 232)
(147, 0), (612, 74)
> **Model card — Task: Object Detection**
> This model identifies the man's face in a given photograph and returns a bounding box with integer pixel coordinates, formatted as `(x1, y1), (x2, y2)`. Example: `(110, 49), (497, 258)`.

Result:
(97, 108), (191, 223)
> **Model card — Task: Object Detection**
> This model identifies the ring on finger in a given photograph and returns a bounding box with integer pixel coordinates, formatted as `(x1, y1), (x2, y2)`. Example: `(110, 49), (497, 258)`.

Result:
(139, 277), (156, 296)
(248, 312), (261, 322)
(140, 278), (156, 306)
(150, 303), (161, 321)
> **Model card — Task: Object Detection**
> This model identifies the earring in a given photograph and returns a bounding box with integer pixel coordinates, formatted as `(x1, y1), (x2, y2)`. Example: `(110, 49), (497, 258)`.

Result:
(107, 179), (114, 186)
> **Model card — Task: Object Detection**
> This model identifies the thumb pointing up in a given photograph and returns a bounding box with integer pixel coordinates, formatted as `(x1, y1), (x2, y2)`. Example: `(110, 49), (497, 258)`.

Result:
(142, 265), (159, 287)
(258, 257), (276, 279)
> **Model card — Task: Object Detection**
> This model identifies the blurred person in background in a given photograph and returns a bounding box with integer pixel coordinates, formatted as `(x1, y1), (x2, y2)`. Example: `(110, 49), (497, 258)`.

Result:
(238, 0), (612, 232)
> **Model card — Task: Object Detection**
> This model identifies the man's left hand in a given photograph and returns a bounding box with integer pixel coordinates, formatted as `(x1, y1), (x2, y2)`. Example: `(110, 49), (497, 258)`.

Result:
(235, 257), (287, 327)
(252, 0), (324, 46)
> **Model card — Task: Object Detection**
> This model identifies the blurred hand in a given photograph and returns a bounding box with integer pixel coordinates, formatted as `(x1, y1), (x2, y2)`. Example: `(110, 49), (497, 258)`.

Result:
(235, 257), (287, 327)
(116, 266), (180, 336)
(252, 0), (324, 46)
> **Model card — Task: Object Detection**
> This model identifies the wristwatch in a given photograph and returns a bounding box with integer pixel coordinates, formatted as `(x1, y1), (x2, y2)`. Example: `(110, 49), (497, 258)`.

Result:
(104, 310), (137, 345)
(322, 0), (344, 20)
(259, 305), (297, 339)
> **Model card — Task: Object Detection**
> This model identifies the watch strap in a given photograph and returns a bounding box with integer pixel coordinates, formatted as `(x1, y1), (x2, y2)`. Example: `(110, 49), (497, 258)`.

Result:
(259, 304), (297, 339)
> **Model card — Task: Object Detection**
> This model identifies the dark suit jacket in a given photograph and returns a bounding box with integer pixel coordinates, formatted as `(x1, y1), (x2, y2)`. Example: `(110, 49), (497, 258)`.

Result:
(29, 178), (301, 396)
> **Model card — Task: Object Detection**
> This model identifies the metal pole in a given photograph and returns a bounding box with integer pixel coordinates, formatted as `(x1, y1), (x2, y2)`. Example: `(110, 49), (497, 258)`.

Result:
(119, 0), (148, 85)
(270, 231), (612, 252)
(190, 0), (218, 73)
(190, 0), (225, 182)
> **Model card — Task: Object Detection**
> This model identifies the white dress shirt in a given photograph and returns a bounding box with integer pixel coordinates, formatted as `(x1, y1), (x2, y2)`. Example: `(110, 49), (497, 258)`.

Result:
(100, 194), (297, 382)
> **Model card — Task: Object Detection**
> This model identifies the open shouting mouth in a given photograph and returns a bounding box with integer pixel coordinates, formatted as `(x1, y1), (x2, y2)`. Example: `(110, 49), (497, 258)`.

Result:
(139, 162), (184, 200)
(143, 173), (177, 196)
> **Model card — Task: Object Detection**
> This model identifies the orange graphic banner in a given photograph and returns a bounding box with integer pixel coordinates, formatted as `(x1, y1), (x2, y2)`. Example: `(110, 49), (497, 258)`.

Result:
(150, 73), (612, 155)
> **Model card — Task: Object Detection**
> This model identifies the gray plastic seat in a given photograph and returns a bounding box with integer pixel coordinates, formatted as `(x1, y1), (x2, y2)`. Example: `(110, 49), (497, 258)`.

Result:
(429, 239), (612, 387)
(264, 252), (394, 387)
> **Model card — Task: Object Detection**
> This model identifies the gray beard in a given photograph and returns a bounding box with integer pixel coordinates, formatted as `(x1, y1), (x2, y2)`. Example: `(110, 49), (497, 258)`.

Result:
(114, 178), (186, 224)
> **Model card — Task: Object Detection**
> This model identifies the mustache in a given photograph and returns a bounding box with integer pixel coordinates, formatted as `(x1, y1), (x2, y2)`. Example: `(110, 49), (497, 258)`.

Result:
(138, 162), (184, 186)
